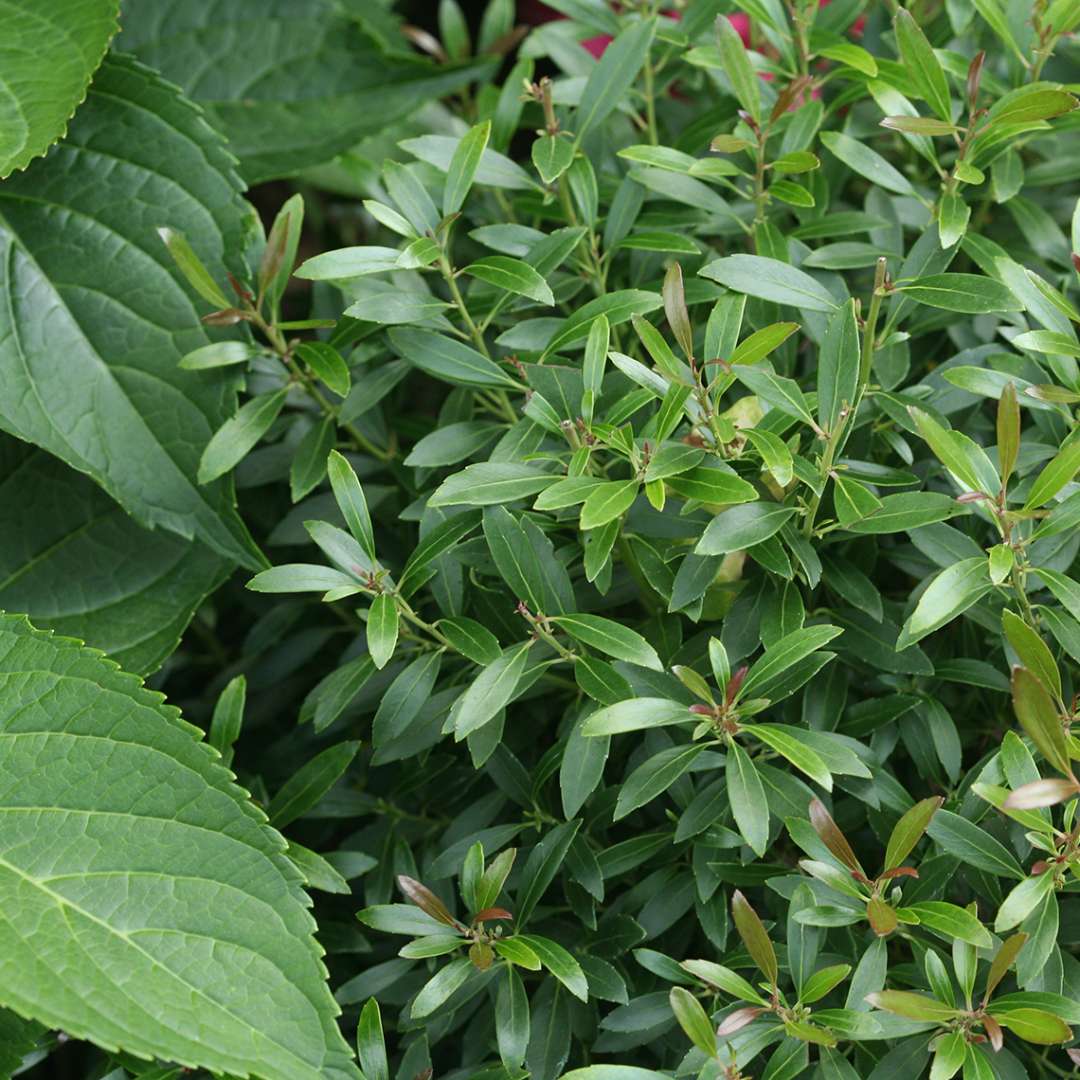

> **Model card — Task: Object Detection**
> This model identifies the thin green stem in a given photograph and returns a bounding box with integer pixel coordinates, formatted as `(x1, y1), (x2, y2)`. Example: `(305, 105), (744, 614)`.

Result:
(440, 254), (490, 357)
(251, 310), (395, 462)
(643, 51), (659, 146)
(1010, 561), (1039, 629)
(803, 262), (886, 537)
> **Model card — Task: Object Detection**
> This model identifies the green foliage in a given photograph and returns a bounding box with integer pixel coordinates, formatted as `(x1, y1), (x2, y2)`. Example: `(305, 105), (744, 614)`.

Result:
(4, 1), (1080, 1079)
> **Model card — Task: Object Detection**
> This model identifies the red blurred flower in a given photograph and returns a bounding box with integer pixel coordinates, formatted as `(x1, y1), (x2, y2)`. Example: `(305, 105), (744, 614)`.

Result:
(582, 34), (613, 57)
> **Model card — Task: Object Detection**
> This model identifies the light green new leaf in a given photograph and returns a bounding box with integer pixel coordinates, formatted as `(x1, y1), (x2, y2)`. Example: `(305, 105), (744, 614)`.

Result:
(910, 408), (999, 495)
(729, 322), (800, 366)
(580, 479), (639, 529)
(1023, 439), (1080, 509)
(198, 389), (288, 485)
(669, 987), (717, 1057)
(357, 999), (389, 1080)
(897, 558), (993, 648)
(444, 120), (491, 215)
(367, 594), (399, 670)
(0, 615), (360, 1079)
(884, 796), (943, 871)
(995, 872), (1056, 933)
(532, 134), (575, 183)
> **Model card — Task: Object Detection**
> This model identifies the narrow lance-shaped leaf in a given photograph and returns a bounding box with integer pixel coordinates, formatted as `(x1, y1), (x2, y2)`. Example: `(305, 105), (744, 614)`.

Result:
(894, 9), (952, 122)
(357, 999), (389, 1080)
(669, 988), (717, 1058)
(663, 262), (694, 359)
(731, 889), (778, 988)
(1011, 665), (1072, 776)
(715, 12), (760, 121)
(883, 796), (943, 872)
(328, 450), (376, 561)
(997, 381), (1020, 486)
(575, 18), (656, 143)
(198, 389), (288, 485)
(808, 798), (864, 875)
(1023, 437), (1080, 510)
(366, 593), (399, 670)
(442, 120), (490, 214)
(727, 741), (770, 857)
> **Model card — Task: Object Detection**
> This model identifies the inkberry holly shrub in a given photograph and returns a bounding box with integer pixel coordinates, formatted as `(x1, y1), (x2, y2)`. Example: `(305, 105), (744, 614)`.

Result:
(2, 0), (1080, 1078)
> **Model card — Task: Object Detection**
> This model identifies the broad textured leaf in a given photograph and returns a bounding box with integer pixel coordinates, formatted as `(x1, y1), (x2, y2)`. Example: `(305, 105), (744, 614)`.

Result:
(0, 441), (227, 674)
(0, 614), (359, 1079)
(0, 56), (262, 570)
(117, 0), (493, 183)
(0, 0), (118, 177)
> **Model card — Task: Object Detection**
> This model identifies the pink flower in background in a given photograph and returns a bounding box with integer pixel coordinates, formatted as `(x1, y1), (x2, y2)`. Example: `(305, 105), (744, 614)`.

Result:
(581, 34), (613, 57)
(517, 2), (857, 76)
(728, 12), (751, 45)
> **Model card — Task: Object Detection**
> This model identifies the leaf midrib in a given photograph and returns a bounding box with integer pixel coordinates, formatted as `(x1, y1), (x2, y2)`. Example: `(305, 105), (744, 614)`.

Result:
(0, 852), (325, 1079)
